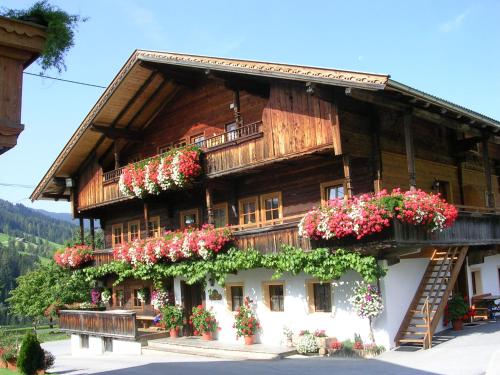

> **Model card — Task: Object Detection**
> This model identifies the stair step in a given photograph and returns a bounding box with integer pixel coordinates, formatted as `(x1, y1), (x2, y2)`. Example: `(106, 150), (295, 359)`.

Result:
(401, 331), (427, 335)
(408, 324), (429, 328)
(399, 339), (425, 343)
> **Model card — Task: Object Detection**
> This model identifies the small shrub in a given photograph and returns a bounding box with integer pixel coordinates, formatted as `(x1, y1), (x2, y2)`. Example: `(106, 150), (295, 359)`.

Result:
(296, 333), (319, 354)
(42, 349), (55, 370)
(160, 305), (184, 330)
(0, 334), (19, 362)
(16, 332), (44, 375)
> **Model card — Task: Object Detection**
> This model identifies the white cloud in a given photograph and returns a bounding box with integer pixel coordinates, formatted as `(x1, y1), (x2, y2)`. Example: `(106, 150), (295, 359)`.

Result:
(440, 11), (468, 33)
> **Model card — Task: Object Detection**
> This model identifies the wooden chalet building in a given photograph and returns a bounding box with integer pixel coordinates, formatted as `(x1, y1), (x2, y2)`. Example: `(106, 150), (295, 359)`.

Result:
(0, 16), (46, 155)
(32, 50), (500, 353)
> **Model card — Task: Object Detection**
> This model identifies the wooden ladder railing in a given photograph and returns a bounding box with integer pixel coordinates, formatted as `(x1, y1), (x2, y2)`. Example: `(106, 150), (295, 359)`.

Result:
(395, 246), (468, 349)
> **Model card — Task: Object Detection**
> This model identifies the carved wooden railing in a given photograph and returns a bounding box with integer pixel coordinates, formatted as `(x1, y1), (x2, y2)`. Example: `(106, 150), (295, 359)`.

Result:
(59, 310), (137, 339)
(103, 167), (125, 185)
(194, 121), (263, 150)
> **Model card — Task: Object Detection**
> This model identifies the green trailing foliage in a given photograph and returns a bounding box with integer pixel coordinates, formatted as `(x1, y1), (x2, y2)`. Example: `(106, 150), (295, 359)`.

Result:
(1, 1), (86, 72)
(84, 246), (386, 287)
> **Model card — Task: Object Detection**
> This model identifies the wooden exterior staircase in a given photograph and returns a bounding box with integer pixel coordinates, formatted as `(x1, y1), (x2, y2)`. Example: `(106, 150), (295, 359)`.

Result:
(395, 246), (469, 349)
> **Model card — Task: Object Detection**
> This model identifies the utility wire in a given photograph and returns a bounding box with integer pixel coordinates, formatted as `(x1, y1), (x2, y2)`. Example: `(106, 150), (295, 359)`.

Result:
(23, 72), (106, 89)
(0, 182), (35, 188)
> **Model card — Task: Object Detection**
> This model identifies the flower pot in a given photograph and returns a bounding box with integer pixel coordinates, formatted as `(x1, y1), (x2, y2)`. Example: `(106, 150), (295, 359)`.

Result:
(169, 328), (179, 338)
(244, 335), (254, 345)
(452, 319), (464, 331)
(202, 332), (213, 341)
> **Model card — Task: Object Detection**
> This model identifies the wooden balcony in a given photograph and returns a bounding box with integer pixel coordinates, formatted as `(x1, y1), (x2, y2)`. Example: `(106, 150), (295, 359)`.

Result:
(79, 121), (264, 210)
(59, 310), (137, 339)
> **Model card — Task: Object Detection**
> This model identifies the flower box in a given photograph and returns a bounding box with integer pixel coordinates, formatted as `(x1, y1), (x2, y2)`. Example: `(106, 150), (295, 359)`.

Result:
(54, 244), (93, 269)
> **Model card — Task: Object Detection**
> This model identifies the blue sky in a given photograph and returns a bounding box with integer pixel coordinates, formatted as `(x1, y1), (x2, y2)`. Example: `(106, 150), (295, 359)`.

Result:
(1, 0), (499, 213)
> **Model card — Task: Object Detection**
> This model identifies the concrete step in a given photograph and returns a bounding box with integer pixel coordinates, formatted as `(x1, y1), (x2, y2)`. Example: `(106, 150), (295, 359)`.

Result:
(145, 338), (296, 360)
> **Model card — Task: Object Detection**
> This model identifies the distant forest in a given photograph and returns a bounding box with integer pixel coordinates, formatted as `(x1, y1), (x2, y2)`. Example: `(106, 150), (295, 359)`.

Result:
(0, 199), (77, 326)
(0, 199), (75, 244)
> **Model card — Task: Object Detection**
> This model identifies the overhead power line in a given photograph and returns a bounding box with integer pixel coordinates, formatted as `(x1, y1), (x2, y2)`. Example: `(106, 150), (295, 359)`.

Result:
(0, 182), (35, 188)
(23, 72), (106, 89)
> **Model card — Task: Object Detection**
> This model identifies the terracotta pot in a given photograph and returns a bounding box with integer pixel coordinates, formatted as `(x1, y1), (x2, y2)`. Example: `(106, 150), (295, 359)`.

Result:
(244, 335), (254, 345)
(202, 332), (213, 341)
(452, 319), (464, 331)
(169, 328), (179, 338)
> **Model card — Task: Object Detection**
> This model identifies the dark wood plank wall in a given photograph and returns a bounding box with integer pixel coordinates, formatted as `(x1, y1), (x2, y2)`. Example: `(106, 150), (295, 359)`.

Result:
(77, 158), (103, 209)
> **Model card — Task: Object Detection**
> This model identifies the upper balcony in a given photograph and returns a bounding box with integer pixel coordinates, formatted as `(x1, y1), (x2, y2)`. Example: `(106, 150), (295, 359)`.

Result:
(78, 121), (265, 210)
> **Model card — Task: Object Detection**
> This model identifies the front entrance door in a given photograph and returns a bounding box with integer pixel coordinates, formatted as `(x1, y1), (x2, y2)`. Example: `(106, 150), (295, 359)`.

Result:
(181, 281), (204, 335)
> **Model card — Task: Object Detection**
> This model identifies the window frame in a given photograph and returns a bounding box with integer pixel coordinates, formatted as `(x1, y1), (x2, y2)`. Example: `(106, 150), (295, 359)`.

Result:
(174, 139), (187, 149)
(190, 133), (205, 147)
(133, 288), (143, 308)
(260, 191), (283, 224)
(180, 208), (200, 230)
(306, 280), (332, 313)
(238, 196), (260, 227)
(471, 269), (483, 296)
(320, 179), (348, 205)
(111, 223), (124, 247)
(262, 281), (285, 312)
(147, 216), (161, 238)
(225, 282), (244, 311)
(114, 287), (125, 307)
(158, 143), (173, 155)
(433, 179), (453, 203)
(127, 220), (141, 242)
(213, 202), (229, 228)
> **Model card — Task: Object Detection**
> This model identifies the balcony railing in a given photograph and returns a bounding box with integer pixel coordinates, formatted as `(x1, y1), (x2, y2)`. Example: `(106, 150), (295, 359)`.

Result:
(59, 310), (137, 339)
(194, 121), (263, 150)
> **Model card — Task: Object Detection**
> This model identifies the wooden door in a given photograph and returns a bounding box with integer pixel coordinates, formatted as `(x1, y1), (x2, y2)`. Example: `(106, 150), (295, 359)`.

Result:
(181, 281), (205, 335)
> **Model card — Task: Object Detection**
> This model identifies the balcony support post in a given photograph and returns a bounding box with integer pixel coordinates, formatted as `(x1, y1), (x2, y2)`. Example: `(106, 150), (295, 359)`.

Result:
(232, 89), (242, 128)
(370, 108), (383, 193)
(482, 135), (495, 208)
(114, 141), (120, 170)
(90, 218), (95, 250)
(144, 203), (150, 237)
(205, 186), (214, 225)
(79, 217), (85, 245)
(342, 155), (353, 197)
(403, 112), (417, 191)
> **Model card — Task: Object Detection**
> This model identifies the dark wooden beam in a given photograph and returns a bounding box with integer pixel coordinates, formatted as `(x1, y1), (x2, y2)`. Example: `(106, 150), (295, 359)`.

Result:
(79, 217), (85, 245)
(306, 82), (334, 102)
(90, 124), (143, 141)
(140, 62), (204, 88)
(454, 136), (482, 153)
(232, 89), (242, 128)
(143, 202), (149, 236)
(342, 155), (353, 196)
(482, 136), (495, 208)
(205, 186), (214, 225)
(90, 218), (95, 250)
(403, 113), (417, 190)
(370, 108), (383, 192)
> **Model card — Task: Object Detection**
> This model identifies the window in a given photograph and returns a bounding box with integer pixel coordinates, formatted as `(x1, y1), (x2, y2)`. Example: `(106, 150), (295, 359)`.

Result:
(213, 203), (228, 228)
(225, 122), (238, 141)
(111, 224), (123, 247)
(180, 209), (199, 229)
(133, 289), (142, 307)
(148, 216), (161, 238)
(81, 334), (89, 349)
(174, 139), (187, 148)
(471, 270), (483, 295)
(269, 284), (284, 312)
(128, 220), (141, 242)
(128, 154), (142, 164)
(307, 282), (332, 313)
(191, 133), (205, 147)
(158, 143), (173, 154)
(225, 283), (244, 311)
(115, 288), (124, 307)
(320, 180), (346, 205)
(239, 196), (259, 226)
(260, 192), (282, 223)
(432, 180), (452, 202)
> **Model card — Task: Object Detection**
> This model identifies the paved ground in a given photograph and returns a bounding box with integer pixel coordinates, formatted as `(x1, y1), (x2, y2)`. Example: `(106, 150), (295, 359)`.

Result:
(43, 321), (500, 375)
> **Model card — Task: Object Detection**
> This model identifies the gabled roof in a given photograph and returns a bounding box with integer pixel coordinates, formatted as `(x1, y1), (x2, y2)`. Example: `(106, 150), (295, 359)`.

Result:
(30, 50), (500, 202)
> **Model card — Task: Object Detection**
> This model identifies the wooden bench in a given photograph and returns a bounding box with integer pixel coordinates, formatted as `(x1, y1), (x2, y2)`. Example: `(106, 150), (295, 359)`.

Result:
(136, 315), (155, 328)
(471, 294), (492, 321)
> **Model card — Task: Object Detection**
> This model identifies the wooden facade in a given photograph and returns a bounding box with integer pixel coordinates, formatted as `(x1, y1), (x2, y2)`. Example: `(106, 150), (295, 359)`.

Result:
(0, 16), (46, 154)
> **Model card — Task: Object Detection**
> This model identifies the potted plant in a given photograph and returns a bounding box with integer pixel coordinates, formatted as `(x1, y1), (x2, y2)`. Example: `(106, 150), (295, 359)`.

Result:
(1, 1), (86, 72)
(101, 289), (111, 306)
(161, 305), (184, 338)
(151, 289), (170, 312)
(233, 297), (261, 345)
(189, 305), (218, 340)
(444, 294), (470, 330)
(0, 334), (19, 370)
(296, 331), (319, 355)
(282, 326), (293, 347)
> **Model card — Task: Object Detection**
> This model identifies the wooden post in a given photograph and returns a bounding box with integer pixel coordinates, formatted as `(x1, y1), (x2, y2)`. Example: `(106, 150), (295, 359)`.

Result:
(205, 186), (214, 225)
(79, 217), (85, 245)
(481, 136), (494, 208)
(114, 141), (120, 170)
(403, 113), (417, 190)
(144, 203), (149, 237)
(233, 89), (242, 128)
(90, 218), (95, 250)
(370, 109), (382, 193)
(342, 155), (353, 197)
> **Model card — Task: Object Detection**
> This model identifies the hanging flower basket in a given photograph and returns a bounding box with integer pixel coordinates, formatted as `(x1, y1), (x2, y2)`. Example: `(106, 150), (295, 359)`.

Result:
(54, 245), (94, 269)
(119, 146), (201, 198)
(113, 225), (232, 266)
(298, 189), (458, 241)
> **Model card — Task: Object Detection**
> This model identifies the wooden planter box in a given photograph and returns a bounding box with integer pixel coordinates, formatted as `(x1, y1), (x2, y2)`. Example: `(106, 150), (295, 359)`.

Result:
(315, 337), (336, 356)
